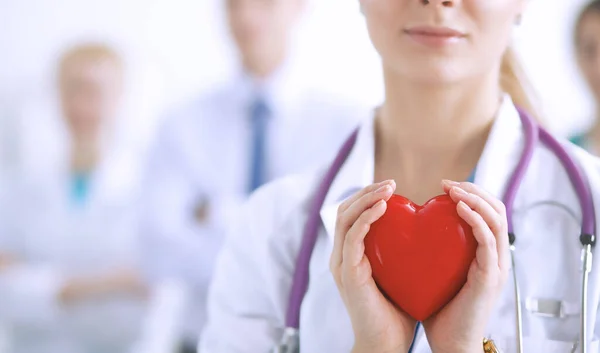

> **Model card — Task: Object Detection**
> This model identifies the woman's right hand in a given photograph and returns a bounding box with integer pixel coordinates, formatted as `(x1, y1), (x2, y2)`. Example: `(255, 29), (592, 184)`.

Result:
(330, 180), (417, 353)
(0, 252), (16, 271)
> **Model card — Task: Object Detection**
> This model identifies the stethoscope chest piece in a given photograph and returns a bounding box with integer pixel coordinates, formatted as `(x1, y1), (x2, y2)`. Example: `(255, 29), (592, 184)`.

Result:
(271, 328), (300, 353)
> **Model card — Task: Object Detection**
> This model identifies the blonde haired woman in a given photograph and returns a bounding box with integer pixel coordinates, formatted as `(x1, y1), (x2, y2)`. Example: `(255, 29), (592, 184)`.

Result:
(0, 43), (152, 353)
(200, 0), (600, 352)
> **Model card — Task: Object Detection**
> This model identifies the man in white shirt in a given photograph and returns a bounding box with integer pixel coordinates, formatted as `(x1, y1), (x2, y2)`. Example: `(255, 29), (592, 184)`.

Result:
(138, 0), (367, 351)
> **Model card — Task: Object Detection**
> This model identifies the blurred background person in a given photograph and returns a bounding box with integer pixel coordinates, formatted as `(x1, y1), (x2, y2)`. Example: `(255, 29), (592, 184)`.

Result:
(0, 43), (155, 353)
(138, 0), (368, 351)
(573, 0), (600, 153)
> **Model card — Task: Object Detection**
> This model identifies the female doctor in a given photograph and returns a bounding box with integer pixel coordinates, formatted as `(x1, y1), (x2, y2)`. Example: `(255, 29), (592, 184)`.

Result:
(200, 0), (600, 352)
(0, 44), (151, 353)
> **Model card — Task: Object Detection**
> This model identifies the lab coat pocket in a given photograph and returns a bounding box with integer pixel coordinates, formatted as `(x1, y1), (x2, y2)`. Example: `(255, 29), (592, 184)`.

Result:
(494, 336), (599, 352)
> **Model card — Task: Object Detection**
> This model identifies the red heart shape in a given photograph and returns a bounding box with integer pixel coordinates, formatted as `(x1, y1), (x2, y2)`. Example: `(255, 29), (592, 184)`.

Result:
(364, 194), (477, 321)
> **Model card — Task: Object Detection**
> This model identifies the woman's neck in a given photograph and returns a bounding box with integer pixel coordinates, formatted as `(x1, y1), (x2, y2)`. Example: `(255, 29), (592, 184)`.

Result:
(374, 70), (502, 204)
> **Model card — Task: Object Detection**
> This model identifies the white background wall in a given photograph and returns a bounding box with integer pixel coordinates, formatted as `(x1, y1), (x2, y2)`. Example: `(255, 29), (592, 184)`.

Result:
(0, 0), (595, 157)
(0, 2), (594, 350)
(516, 0), (594, 133)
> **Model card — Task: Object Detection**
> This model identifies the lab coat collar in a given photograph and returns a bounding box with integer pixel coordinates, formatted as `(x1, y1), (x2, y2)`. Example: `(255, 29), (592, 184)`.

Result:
(25, 134), (140, 207)
(319, 95), (526, 242)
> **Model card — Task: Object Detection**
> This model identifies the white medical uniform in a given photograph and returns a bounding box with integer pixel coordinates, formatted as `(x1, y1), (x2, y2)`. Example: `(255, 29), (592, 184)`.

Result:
(0, 151), (9, 353)
(0, 88), (185, 353)
(0, 143), (151, 353)
(200, 97), (600, 353)
(139, 66), (368, 344)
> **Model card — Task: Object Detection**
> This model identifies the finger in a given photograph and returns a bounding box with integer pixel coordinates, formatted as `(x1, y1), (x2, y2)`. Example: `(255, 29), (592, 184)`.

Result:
(332, 185), (392, 276)
(330, 213), (346, 283)
(338, 179), (395, 214)
(457, 201), (498, 272)
(496, 223), (510, 275)
(442, 180), (505, 215)
(446, 183), (510, 272)
(448, 186), (504, 235)
(342, 199), (387, 268)
(334, 188), (389, 274)
(337, 183), (395, 235)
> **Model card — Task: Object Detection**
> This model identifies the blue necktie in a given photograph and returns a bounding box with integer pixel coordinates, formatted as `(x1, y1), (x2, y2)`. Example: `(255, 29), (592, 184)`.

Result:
(248, 97), (270, 193)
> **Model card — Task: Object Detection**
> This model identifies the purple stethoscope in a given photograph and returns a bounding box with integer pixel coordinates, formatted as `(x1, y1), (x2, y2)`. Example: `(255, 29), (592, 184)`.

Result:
(272, 107), (597, 353)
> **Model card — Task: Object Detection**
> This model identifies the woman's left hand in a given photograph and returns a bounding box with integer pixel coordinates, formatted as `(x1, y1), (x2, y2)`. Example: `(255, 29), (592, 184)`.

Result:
(423, 180), (510, 353)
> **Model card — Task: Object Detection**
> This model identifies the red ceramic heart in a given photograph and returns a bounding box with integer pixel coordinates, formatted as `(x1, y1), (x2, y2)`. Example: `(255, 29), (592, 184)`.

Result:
(364, 194), (477, 321)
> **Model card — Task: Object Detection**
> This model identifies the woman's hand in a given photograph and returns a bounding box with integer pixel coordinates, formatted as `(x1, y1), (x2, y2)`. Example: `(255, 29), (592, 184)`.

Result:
(331, 180), (417, 353)
(423, 180), (510, 353)
(59, 268), (148, 305)
(0, 252), (16, 271)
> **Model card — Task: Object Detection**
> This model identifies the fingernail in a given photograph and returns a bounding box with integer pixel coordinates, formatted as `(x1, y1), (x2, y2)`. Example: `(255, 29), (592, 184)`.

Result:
(453, 186), (468, 196)
(375, 185), (392, 194)
(443, 179), (460, 186)
(458, 200), (470, 211)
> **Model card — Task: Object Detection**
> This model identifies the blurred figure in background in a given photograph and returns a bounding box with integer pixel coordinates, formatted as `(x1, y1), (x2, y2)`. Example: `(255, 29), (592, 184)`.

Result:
(573, 0), (600, 153)
(139, 0), (367, 351)
(0, 44), (151, 353)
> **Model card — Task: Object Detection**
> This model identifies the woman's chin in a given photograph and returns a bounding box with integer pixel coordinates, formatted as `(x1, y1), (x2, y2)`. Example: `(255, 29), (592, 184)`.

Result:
(384, 59), (470, 86)
(403, 69), (466, 86)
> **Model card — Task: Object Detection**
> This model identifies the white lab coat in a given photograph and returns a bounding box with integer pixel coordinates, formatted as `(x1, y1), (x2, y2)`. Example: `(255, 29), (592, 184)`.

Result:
(0, 167), (9, 353)
(200, 97), (600, 353)
(0, 87), (191, 353)
(139, 66), (369, 342)
(0, 142), (149, 353)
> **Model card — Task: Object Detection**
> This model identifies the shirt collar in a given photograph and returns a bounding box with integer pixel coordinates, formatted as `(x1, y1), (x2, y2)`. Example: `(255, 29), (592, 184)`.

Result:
(319, 95), (526, 241)
(233, 58), (303, 119)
